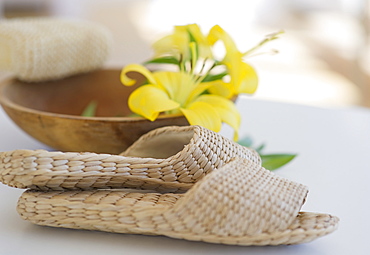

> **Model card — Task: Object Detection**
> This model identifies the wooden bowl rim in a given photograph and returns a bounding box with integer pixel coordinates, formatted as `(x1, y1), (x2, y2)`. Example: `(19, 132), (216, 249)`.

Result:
(0, 75), (185, 123)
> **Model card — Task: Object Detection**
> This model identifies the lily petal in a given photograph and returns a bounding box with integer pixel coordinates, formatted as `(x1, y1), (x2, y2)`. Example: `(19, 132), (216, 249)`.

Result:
(152, 71), (196, 105)
(195, 95), (241, 140)
(187, 80), (215, 104)
(206, 25), (258, 97)
(128, 85), (180, 121)
(152, 35), (177, 57)
(207, 25), (240, 58)
(237, 62), (258, 94)
(152, 24), (213, 61)
(121, 64), (157, 86)
(186, 24), (213, 59)
(180, 101), (222, 132)
(207, 80), (234, 99)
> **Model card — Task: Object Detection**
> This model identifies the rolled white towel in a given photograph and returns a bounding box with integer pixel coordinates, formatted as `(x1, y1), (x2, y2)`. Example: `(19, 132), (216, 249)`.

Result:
(0, 18), (113, 82)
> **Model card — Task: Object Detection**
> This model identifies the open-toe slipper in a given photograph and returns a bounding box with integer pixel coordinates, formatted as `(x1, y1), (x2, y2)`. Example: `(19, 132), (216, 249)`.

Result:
(0, 125), (260, 192)
(17, 158), (339, 246)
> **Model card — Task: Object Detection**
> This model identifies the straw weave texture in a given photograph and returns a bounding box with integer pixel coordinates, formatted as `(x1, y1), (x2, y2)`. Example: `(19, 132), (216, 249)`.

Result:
(0, 126), (261, 192)
(0, 18), (112, 82)
(17, 158), (339, 245)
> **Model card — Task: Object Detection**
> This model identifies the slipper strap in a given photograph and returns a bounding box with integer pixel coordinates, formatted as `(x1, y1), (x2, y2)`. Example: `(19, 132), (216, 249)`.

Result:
(167, 158), (308, 236)
(124, 125), (262, 183)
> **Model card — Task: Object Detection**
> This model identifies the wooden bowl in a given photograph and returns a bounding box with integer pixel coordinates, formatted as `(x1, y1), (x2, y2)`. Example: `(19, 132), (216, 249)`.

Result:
(0, 69), (189, 154)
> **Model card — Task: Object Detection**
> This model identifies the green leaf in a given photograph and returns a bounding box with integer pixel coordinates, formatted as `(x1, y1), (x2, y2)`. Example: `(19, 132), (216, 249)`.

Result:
(237, 136), (253, 148)
(203, 71), (228, 82)
(260, 154), (297, 171)
(144, 56), (180, 66)
(254, 143), (266, 154)
(126, 112), (141, 117)
(81, 101), (98, 117)
(238, 136), (297, 170)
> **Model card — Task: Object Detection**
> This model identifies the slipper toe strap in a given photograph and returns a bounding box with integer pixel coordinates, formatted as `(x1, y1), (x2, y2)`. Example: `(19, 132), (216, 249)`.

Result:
(166, 158), (308, 237)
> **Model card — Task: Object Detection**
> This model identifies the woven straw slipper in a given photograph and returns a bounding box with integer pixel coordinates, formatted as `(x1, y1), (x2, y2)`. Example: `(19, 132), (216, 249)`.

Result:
(0, 125), (261, 192)
(16, 158), (339, 246)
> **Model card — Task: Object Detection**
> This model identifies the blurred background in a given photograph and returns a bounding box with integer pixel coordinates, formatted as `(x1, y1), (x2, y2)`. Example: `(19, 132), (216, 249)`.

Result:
(0, 0), (369, 108)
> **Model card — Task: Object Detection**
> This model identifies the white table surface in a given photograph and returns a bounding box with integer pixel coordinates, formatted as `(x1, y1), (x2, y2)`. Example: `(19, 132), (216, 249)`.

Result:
(1, 97), (369, 255)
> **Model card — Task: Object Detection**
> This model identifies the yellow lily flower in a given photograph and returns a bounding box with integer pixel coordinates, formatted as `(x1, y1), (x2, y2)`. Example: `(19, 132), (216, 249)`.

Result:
(152, 24), (213, 61)
(117, 24), (283, 142)
(207, 25), (258, 98)
(121, 64), (240, 139)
